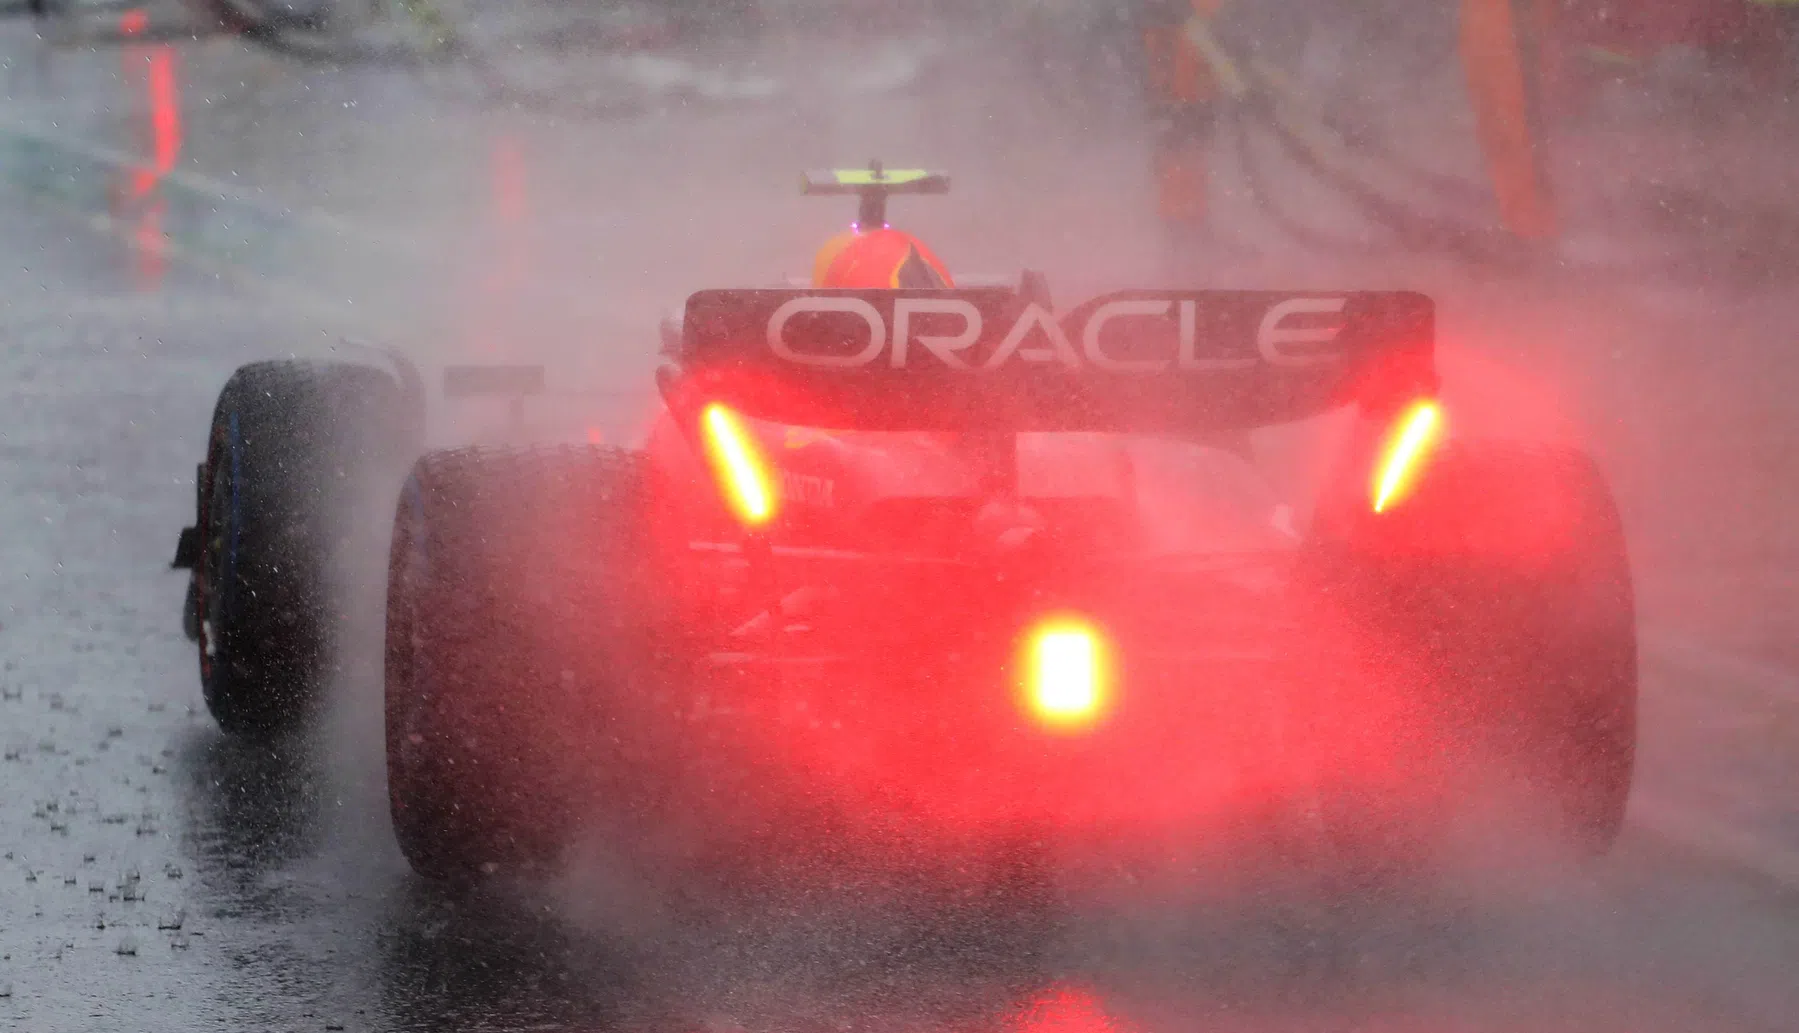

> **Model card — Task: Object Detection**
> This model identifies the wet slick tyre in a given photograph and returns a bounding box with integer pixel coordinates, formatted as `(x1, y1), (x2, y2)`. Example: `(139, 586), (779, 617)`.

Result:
(194, 360), (406, 742)
(385, 445), (648, 882)
(1304, 441), (1637, 877)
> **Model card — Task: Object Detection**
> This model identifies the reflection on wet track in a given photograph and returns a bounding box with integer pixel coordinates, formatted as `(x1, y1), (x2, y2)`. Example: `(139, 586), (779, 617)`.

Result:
(4, 6), (1799, 1032)
(114, 7), (182, 290)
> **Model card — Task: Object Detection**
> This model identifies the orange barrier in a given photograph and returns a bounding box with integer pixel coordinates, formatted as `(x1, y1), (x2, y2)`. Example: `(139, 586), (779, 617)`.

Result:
(1142, 0), (1228, 225)
(1459, 0), (1557, 241)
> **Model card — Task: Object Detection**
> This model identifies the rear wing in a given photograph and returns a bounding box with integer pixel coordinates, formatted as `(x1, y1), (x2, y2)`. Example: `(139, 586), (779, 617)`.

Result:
(665, 288), (1435, 433)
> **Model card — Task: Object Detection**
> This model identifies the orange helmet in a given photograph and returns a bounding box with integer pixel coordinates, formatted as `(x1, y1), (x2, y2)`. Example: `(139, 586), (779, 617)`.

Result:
(812, 227), (954, 289)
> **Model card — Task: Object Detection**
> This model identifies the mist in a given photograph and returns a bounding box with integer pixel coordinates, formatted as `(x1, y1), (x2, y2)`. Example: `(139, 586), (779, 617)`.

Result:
(4, 1), (1799, 1031)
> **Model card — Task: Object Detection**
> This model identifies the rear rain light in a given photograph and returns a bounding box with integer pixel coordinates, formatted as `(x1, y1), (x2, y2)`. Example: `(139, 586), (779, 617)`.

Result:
(701, 403), (779, 527)
(1371, 399), (1443, 514)
(1020, 616), (1113, 734)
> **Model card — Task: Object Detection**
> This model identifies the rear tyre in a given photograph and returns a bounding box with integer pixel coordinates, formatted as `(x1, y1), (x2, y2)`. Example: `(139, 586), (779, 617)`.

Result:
(193, 360), (408, 742)
(385, 445), (649, 882)
(1302, 441), (1637, 875)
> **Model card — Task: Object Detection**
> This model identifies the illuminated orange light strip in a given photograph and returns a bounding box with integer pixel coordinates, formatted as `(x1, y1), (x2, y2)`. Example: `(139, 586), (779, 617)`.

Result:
(147, 47), (181, 175)
(701, 404), (778, 527)
(1372, 400), (1444, 513)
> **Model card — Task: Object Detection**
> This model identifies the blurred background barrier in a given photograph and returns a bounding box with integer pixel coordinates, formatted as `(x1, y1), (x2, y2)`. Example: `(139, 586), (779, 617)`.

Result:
(12, 0), (1795, 283)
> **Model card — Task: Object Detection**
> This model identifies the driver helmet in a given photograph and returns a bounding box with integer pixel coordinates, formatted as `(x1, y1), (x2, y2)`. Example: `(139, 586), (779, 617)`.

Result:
(812, 227), (954, 289)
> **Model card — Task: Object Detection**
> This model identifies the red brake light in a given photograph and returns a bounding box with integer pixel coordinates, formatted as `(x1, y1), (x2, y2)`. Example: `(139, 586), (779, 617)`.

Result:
(1020, 616), (1113, 734)
(1371, 399), (1444, 513)
(701, 403), (778, 527)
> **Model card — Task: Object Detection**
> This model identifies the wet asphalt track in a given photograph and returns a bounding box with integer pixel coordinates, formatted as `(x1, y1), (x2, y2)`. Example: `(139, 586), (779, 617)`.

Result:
(6, 9), (1799, 1032)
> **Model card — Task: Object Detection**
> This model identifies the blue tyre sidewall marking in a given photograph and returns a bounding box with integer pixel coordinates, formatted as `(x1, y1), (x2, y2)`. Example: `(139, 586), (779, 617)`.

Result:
(222, 410), (243, 630)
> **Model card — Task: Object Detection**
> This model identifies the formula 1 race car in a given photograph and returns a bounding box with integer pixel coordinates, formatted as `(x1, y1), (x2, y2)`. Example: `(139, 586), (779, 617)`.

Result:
(171, 166), (1638, 891)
